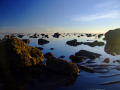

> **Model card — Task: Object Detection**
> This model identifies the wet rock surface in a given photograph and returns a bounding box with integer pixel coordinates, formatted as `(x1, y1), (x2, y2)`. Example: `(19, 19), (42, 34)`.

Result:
(66, 39), (104, 47)
(75, 50), (101, 59)
(45, 52), (80, 77)
(70, 55), (86, 63)
(38, 38), (49, 45)
(105, 28), (120, 55)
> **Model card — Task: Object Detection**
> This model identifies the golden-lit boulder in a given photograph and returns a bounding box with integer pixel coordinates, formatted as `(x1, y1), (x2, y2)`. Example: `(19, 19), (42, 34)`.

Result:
(0, 38), (44, 68)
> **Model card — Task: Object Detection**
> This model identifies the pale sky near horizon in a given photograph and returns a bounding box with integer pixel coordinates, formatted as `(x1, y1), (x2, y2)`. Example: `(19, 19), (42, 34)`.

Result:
(0, 0), (120, 33)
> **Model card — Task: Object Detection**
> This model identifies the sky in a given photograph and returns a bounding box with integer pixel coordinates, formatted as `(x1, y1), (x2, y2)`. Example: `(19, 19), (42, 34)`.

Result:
(0, 0), (120, 33)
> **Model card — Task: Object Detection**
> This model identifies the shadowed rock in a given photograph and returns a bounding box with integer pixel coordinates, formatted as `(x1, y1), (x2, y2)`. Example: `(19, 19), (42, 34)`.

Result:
(44, 52), (80, 77)
(75, 50), (101, 59)
(29, 33), (39, 38)
(17, 34), (24, 38)
(98, 34), (104, 38)
(66, 39), (104, 47)
(66, 39), (80, 46)
(70, 55), (86, 63)
(22, 39), (30, 44)
(105, 28), (120, 55)
(38, 39), (49, 45)
(53, 32), (61, 38)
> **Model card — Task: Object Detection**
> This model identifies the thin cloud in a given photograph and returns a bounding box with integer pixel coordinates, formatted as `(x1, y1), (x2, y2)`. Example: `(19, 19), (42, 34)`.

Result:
(72, 11), (120, 22)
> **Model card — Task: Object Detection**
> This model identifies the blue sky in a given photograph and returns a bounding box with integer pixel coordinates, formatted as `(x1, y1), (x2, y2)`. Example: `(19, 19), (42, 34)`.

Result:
(0, 0), (120, 33)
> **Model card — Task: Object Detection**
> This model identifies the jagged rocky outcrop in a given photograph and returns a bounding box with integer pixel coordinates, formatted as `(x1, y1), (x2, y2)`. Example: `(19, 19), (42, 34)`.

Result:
(105, 28), (120, 55)
(0, 38), (44, 68)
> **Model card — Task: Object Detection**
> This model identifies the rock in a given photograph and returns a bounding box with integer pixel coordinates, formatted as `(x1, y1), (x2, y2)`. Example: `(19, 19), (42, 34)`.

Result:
(75, 50), (101, 59)
(30, 33), (39, 38)
(77, 65), (94, 73)
(66, 39), (104, 47)
(53, 32), (61, 38)
(0, 38), (44, 68)
(4, 34), (16, 39)
(86, 34), (92, 37)
(50, 48), (54, 50)
(105, 28), (120, 55)
(22, 39), (30, 44)
(44, 52), (55, 59)
(36, 47), (43, 50)
(70, 55), (86, 63)
(38, 39), (49, 45)
(45, 53), (80, 77)
(98, 34), (104, 38)
(113, 60), (120, 63)
(104, 58), (110, 63)
(83, 40), (104, 47)
(45, 35), (49, 38)
(66, 39), (81, 46)
(17, 34), (24, 38)
(59, 56), (65, 58)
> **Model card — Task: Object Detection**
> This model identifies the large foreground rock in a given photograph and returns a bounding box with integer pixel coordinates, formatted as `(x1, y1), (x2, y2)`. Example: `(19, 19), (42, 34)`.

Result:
(0, 38), (44, 68)
(105, 28), (120, 55)
(45, 52), (80, 77)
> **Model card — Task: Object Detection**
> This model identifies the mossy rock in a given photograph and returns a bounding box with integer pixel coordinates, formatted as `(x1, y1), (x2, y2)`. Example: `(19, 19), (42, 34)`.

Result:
(0, 38), (44, 69)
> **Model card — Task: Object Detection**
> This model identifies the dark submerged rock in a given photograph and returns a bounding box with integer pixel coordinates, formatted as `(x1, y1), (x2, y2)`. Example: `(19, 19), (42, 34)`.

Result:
(70, 55), (86, 63)
(75, 50), (101, 59)
(66, 39), (104, 47)
(77, 65), (94, 73)
(105, 28), (120, 55)
(38, 38), (49, 45)
(84, 40), (104, 47)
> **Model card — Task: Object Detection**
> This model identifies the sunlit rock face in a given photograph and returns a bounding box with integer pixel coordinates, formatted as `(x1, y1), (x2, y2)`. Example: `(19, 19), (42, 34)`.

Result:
(0, 38), (44, 68)
(105, 28), (120, 56)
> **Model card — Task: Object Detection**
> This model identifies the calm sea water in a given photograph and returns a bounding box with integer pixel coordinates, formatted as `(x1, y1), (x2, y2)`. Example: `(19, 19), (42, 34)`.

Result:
(1, 33), (120, 90)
